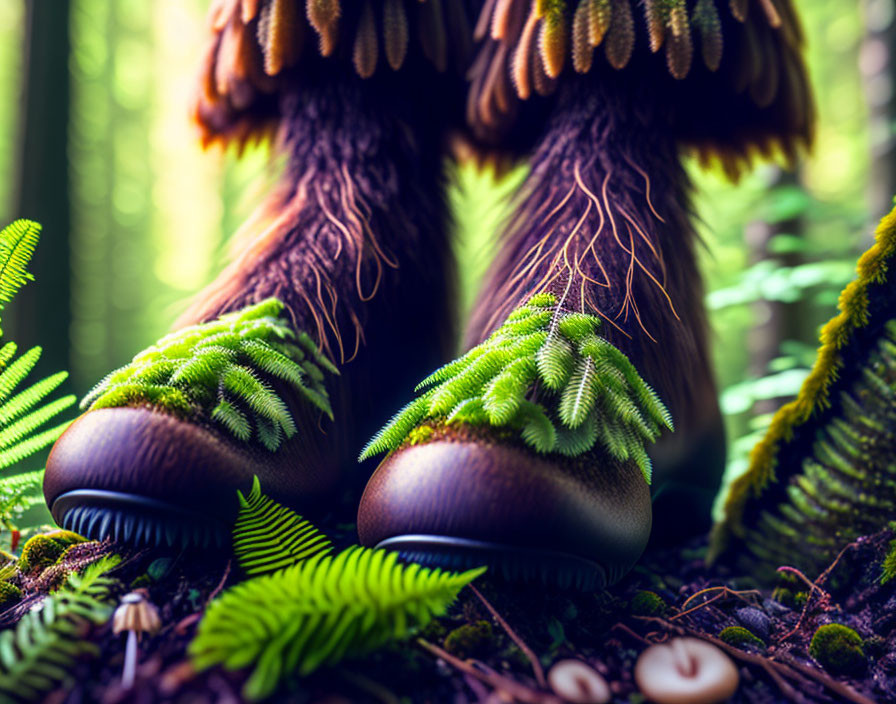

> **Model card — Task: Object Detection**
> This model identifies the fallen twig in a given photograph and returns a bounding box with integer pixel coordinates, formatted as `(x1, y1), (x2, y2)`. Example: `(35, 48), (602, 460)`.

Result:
(206, 559), (231, 603)
(470, 584), (546, 687)
(636, 616), (876, 704)
(417, 638), (562, 704)
(675, 585), (761, 620)
(777, 654), (878, 704)
(336, 667), (401, 704)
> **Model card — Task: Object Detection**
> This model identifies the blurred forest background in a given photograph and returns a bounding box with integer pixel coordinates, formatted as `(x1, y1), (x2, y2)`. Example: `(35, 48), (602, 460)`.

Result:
(0, 1), (893, 516)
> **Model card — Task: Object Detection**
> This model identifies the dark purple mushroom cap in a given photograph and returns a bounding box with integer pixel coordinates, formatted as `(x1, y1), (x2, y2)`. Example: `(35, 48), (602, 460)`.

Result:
(357, 437), (651, 586)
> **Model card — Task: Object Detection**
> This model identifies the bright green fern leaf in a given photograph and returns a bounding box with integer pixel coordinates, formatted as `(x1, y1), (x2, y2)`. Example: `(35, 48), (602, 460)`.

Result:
(881, 539), (896, 586)
(0, 345), (75, 473)
(0, 347), (75, 472)
(0, 555), (120, 702)
(232, 476), (333, 577)
(0, 470), (43, 532)
(361, 293), (672, 483)
(0, 220), (40, 336)
(190, 547), (485, 700)
(0, 221), (77, 538)
(82, 298), (338, 451)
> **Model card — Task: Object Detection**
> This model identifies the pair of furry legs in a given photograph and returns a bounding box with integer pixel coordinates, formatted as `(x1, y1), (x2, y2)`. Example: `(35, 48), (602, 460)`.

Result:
(45, 69), (725, 585)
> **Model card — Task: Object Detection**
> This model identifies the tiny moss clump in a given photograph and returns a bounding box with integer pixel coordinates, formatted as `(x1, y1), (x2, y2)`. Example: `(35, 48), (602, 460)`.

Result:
(809, 624), (865, 677)
(406, 425), (434, 447)
(17, 531), (86, 573)
(0, 581), (22, 607)
(771, 586), (795, 608)
(629, 590), (667, 617)
(443, 620), (493, 658)
(719, 626), (764, 649)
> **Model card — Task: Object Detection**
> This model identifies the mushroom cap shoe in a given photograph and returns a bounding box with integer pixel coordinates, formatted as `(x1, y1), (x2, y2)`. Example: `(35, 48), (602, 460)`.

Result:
(44, 299), (346, 549)
(358, 431), (652, 590)
(355, 294), (700, 589)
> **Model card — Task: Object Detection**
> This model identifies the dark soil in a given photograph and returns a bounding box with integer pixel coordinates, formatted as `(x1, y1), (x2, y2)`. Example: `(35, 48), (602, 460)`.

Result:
(11, 526), (896, 704)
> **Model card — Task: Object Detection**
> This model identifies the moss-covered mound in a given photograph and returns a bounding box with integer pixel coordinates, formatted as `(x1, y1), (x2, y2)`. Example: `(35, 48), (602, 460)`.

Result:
(710, 205), (896, 579)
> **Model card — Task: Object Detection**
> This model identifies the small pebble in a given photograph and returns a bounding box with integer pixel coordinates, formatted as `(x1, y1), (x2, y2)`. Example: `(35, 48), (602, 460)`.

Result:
(735, 607), (771, 639)
(548, 659), (611, 704)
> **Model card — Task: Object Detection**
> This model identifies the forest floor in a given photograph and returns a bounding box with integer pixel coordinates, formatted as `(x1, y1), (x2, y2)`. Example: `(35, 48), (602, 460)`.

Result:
(7, 521), (895, 704)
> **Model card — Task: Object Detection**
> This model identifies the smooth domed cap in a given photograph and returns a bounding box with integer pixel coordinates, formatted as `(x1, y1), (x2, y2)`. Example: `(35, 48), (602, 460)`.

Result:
(635, 637), (739, 704)
(357, 439), (651, 579)
(44, 406), (340, 525)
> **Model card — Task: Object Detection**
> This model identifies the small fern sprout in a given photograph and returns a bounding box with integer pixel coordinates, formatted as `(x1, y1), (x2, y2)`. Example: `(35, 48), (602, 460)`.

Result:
(232, 476), (333, 577)
(362, 293), (672, 483)
(0, 554), (121, 700)
(0, 220), (40, 336)
(82, 298), (338, 451)
(190, 546), (485, 700)
(0, 221), (78, 538)
(188, 480), (487, 700)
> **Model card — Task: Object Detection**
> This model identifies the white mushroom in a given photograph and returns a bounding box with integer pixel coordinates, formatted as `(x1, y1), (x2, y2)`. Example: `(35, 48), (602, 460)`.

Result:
(113, 591), (162, 689)
(634, 637), (739, 704)
(547, 659), (611, 704)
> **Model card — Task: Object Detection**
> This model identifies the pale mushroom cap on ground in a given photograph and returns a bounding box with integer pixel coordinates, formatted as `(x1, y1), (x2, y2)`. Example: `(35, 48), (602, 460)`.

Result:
(547, 659), (612, 704)
(634, 637), (739, 704)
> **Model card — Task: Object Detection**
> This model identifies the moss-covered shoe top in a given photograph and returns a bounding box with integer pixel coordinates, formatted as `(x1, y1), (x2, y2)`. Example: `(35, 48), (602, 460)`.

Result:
(44, 299), (342, 548)
(357, 294), (672, 589)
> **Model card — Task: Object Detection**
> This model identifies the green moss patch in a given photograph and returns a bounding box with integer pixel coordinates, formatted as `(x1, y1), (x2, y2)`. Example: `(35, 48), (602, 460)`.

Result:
(82, 298), (338, 451)
(629, 590), (668, 617)
(710, 205), (896, 574)
(443, 620), (493, 658)
(809, 624), (865, 677)
(361, 293), (671, 483)
(719, 625), (764, 649)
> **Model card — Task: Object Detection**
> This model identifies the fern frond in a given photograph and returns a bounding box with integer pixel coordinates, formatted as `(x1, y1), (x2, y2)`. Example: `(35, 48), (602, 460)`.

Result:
(536, 335), (575, 390)
(559, 357), (597, 427)
(0, 470), (44, 528)
(232, 476), (333, 577)
(190, 547), (485, 700)
(211, 399), (251, 442)
(0, 371), (68, 426)
(0, 396), (76, 451)
(0, 555), (120, 702)
(555, 409), (599, 456)
(363, 294), (671, 479)
(0, 346), (42, 401)
(82, 299), (338, 451)
(516, 400), (557, 453)
(881, 540), (896, 586)
(0, 343), (16, 369)
(0, 220), (40, 334)
(359, 391), (435, 460)
(447, 397), (490, 424)
(482, 357), (537, 425)
(0, 345), (76, 473)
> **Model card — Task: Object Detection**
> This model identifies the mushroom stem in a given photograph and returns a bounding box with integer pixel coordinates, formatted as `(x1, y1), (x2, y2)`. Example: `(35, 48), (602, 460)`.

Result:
(122, 630), (138, 689)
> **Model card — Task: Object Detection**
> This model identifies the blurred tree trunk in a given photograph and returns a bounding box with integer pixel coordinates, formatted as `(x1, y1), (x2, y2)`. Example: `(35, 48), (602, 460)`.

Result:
(10, 1), (71, 375)
(861, 0), (896, 227)
(745, 171), (806, 416)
